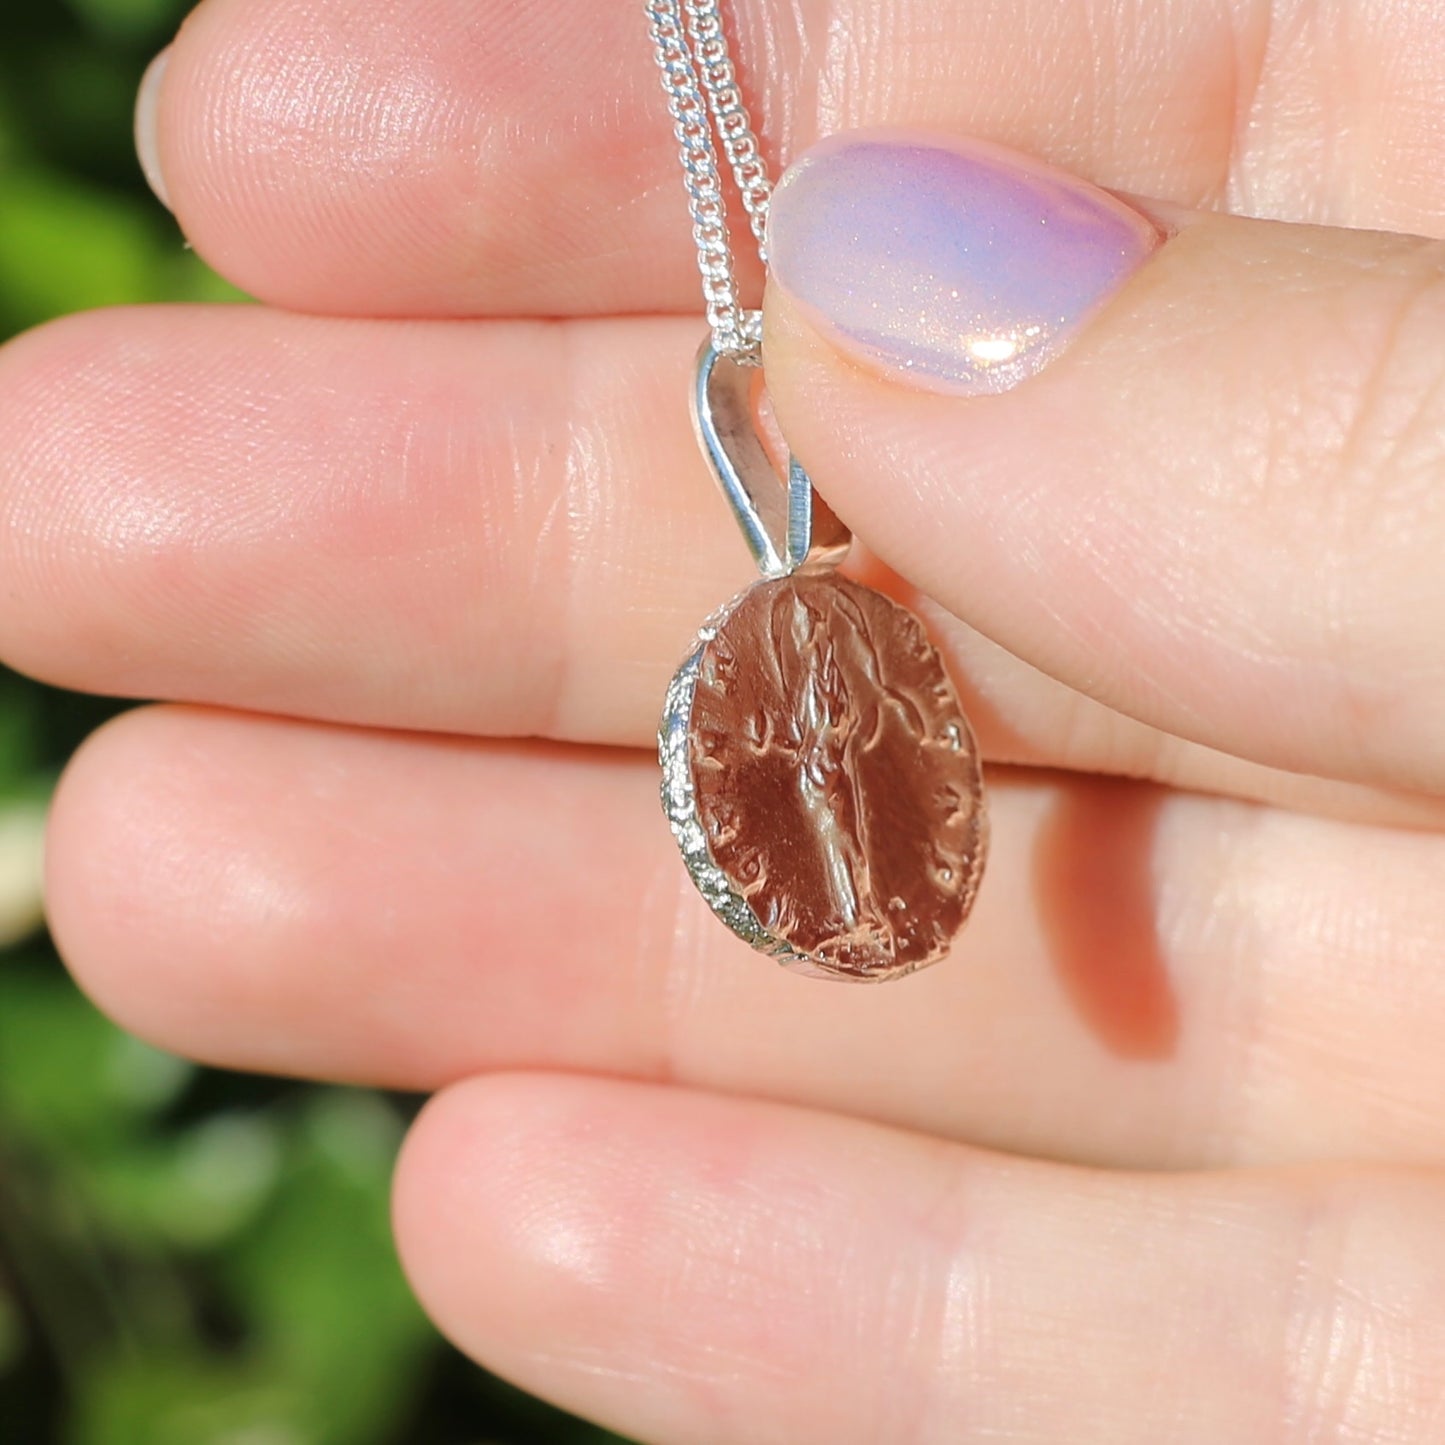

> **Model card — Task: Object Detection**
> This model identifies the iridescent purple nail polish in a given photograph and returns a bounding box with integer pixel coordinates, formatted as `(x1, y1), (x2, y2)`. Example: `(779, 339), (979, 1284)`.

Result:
(766, 130), (1161, 395)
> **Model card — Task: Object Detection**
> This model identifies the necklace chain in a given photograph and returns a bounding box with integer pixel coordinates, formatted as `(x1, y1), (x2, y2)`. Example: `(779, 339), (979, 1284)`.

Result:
(645, 0), (773, 361)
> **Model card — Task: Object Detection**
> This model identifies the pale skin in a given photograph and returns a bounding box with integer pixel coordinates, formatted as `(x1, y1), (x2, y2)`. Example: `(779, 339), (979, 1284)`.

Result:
(5, 0), (1445, 1438)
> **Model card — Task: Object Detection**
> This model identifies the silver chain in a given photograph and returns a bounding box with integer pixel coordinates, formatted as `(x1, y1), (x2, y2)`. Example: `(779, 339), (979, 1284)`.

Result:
(645, 0), (773, 362)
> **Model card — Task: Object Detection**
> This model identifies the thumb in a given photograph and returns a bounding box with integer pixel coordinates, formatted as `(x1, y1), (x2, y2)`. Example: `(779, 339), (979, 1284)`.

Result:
(762, 130), (1445, 796)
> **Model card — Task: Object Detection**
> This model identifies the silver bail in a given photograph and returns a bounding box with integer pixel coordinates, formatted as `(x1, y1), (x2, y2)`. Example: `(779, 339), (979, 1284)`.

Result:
(690, 341), (851, 579)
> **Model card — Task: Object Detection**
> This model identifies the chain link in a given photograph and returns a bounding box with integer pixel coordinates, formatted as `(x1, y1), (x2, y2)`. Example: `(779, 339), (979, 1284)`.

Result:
(645, 0), (773, 361)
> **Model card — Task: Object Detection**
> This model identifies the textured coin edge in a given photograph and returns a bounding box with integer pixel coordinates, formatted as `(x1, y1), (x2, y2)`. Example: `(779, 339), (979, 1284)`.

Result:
(658, 594), (808, 967)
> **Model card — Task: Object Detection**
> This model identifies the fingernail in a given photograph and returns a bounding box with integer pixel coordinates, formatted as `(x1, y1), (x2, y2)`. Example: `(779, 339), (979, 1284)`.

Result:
(766, 130), (1161, 395)
(135, 48), (172, 210)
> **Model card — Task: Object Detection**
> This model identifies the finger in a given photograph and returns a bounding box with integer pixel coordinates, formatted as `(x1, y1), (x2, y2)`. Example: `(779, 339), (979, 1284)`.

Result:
(395, 1073), (1445, 1445)
(762, 145), (1445, 795)
(145, 0), (1445, 316)
(0, 305), (714, 749)
(2, 303), (1439, 823)
(48, 705), (1445, 1169)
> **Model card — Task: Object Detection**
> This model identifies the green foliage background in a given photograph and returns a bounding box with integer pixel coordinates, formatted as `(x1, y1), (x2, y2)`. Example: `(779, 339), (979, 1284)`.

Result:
(0, 4), (630, 1442)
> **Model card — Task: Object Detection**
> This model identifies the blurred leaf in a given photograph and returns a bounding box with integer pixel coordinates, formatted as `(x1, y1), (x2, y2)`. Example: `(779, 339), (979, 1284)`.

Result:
(0, 1279), (26, 1374)
(88, 1112), (281, 1250)
(0, 798), (48, 948)
(0, 965), (183, 1140)
(164, 1114), (283, 1246)
(0, 86), (22, 169)
(62, 0), (179, 46)
(170, 256), (251, 306)
(104, 1036), (192, 1115)
(0, 671), (43, 791)
(224, 1092), (430, 1445)
(33, 46), (143, 157)
(74, 1354), (309, 1445)
(0, 169), (162, 329)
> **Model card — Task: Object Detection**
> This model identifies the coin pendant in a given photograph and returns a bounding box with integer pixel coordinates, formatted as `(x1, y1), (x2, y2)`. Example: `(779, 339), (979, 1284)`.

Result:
(659, 569), (987, 982)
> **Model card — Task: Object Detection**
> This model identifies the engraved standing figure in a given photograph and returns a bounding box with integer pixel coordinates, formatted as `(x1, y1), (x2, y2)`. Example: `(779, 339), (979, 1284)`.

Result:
(684, 573), (986, 980)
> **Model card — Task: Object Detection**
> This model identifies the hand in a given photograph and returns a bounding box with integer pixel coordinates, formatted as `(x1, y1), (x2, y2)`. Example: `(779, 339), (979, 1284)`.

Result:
(7, 0), (1445, 1438)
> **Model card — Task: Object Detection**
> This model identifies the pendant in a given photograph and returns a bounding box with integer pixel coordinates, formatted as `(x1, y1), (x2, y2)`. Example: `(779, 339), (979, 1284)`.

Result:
(659, 342), (988, 982)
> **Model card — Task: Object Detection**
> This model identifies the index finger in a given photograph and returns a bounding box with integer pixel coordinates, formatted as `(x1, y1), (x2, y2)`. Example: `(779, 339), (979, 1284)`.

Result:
(144, 0), (1445, 319)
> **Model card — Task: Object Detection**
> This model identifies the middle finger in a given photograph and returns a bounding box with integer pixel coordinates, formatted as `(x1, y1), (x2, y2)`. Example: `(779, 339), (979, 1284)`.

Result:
(1, 303), (1439, 826)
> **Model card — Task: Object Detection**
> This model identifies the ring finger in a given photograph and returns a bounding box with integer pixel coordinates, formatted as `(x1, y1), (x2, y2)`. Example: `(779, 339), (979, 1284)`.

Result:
(47, 704), (1445, 1170)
